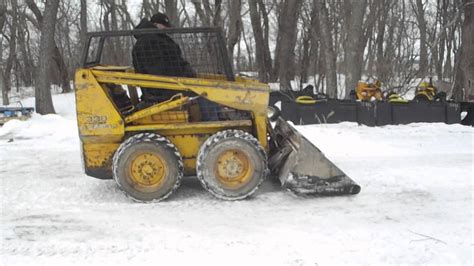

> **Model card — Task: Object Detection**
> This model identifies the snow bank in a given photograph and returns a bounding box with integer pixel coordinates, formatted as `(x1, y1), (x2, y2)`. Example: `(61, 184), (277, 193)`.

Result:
(0, 113), (77, 142)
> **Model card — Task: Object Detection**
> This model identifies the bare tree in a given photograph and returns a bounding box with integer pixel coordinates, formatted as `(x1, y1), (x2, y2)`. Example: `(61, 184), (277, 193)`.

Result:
(0, 0), (466, 104)
(35, 0), (60, 114)
(3, 0), (20, 105)
(452, 0), (474, 101)
(0, 71), (6, 105)
(16, 13), (34, 87)
(191, 0), (216, 26)
(25, 0), (71, 93)
(249, 0), (273, 82)
(316, 0), (337, 98)
(165, 0), (179, 26)
(227, 0), (242, 66)
(375, 1), (391, 83)
(412, 0), (428, 77)
(0, 1), (5, 42)
(257, 0), (273, 82)
(80, 0), (87, 47)
(0, 0), (7, 105)
(140, 0), (159, 19)
(433, 0), (447, 80)
(297, 1), (314, 86)
(101, 0), (120, 65)
(343, 0), (367, 97)
(274, 0), (302, 91)
(212, 0), (223, 28)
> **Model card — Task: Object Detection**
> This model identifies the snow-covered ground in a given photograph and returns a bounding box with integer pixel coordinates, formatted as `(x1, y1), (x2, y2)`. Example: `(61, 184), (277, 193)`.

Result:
(1, 93), (473, 265)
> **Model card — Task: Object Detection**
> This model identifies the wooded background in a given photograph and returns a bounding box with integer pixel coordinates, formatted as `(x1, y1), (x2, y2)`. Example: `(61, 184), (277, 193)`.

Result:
(0, 0), (473, 114)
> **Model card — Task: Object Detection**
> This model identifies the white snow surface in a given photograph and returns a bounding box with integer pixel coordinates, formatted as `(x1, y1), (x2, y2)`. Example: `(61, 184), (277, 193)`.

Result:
(1, 93), (473, 265)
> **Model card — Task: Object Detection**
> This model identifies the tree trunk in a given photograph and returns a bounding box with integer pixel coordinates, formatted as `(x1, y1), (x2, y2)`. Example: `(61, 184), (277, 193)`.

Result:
(0, 0), (5, 32)
(316, 0), (338, 98)
(299, 27), (311, 86)
(117, 0), (135, 29)
(308, 4), (320, 79)
(1, 0), (8, 105)
(212, 0), (223, 28)
(452, 0), (474, 101)
(0, 2), (5, 105)
(0, 69), (7, 105)
(80, 0), (88, 48)
(102, 0), (120, 65)
(257, 0), (273, 82)
(415, 0), (428, 77)
(249, 0), (271, 82)
(376, 1), (390, 82)
(165, 0), (179, 27)
(435, 0), (448, 80)
(140, 0), (152, 19)
(25, 0), (71, 93)
(4, 0), (20, 105)
(227, 0), (242, 66)
(191, 0), (211, 26)
(444, 0), (457, 80)
(242, 28), (254, 70)
(35, 0), (60, 114)
(344, 0), (367, 98)
(16, 18), (34, 87)
(276, 0), (302, 91)
(54, 46), (71, 93)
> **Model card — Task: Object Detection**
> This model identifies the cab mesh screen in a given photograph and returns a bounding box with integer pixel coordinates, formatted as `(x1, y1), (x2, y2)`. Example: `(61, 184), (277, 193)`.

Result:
(85, 29), (231, 80)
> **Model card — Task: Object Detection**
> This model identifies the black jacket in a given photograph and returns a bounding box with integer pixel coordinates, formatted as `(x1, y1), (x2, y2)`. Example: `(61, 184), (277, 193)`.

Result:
(132, 20), (195, 79)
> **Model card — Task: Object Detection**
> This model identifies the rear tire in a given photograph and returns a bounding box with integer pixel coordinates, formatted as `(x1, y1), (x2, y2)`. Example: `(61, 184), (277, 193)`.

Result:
(414, 93), (430, 102)
(112, 133), (183, 202)
(196, 130), (268, 200)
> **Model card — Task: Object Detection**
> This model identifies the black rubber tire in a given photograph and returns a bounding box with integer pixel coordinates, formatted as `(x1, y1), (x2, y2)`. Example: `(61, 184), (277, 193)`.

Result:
(414, 94), (430, 102)
(196, 130), (268, 200)
(112, 133), (183, 202)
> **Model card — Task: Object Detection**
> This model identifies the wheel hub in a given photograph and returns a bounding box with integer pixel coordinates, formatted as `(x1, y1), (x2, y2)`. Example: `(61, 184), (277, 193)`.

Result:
(129, 152), (166, 187)
(222, 158), (243, 177)
(215, 150), (252, 188)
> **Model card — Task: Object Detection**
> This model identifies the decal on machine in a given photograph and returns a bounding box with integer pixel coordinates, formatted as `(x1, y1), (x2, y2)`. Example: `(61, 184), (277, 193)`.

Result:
(83, 115), (117, 130)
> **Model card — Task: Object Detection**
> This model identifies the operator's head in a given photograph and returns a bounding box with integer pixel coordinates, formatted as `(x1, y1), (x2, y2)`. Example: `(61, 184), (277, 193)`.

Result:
(150, 13), (172, 29)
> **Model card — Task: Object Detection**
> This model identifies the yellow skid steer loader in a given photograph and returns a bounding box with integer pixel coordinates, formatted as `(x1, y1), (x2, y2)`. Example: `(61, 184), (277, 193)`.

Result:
(74, 28), (360, 201)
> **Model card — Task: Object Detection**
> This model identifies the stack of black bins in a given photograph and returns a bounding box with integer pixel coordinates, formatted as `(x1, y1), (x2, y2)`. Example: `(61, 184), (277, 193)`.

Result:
(274, 98), (461, 126)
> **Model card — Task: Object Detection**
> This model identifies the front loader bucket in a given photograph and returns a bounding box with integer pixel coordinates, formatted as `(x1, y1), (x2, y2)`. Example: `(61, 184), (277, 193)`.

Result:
(269, 117), (361, 196)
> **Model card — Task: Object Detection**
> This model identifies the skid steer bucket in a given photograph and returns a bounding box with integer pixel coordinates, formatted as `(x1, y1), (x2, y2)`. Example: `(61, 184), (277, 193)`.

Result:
(269, 117), (361, 196)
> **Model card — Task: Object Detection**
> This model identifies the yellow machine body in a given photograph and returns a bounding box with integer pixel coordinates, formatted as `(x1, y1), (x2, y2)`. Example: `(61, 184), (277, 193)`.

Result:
(355, 80), (383, 101)
(75, 66), (269, 178)
(387, 93), (409, 103)
(74, 28), (361, 199)
(415, 82), (437, 101)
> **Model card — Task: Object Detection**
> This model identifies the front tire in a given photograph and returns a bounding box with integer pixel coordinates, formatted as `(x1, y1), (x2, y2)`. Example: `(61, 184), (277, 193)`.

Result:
(414, 93), (430, 102)
(112, 133), (183, 202)
(196, 130), (268, 200)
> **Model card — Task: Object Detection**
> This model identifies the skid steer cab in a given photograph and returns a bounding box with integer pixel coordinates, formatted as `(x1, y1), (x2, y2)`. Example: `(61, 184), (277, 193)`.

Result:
(75, 27), (360, 202)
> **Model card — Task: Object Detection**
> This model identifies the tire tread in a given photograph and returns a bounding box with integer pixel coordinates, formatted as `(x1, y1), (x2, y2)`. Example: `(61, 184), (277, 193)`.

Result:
(196, 130), (268, 200)
(112, 133), (183, 202)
